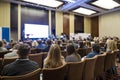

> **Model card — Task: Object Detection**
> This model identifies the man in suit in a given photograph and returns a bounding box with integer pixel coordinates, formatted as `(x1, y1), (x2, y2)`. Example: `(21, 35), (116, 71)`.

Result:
(42, 40), (52, 52)
(2, 44), (39, 76)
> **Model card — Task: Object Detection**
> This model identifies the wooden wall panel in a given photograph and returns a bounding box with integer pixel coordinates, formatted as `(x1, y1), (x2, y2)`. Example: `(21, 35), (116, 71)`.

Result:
(74, 15), (84, 33)
(51, 11), (56, 35)
(91, 16), (99, 37)
(63, 13), (69, 37)
(10, 3), (18, 41)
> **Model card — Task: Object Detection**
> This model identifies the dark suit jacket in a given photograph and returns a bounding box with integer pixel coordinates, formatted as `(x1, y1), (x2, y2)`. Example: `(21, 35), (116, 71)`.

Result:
(2, 59), (39, 76)
(42, 45), (51, 52)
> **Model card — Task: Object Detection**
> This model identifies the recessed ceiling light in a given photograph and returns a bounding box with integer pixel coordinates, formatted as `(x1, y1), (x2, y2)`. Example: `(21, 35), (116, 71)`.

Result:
(22, 0), (63, 8)
(73, 7), (96, 15)
(92, 0), (120, 9)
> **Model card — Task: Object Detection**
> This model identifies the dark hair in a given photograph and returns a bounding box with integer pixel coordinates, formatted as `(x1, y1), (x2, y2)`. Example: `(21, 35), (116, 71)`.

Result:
(46, 40), (52, 46)
(17, 44), (30, 58)
(0, 41), (3, 47)
(66, 43), (76, 55)
(92, 44), (100, 53)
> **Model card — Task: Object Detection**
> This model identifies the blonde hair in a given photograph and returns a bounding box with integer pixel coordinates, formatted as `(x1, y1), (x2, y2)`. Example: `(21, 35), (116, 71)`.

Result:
(44, 44), (64, 68)
(106, 40), (117, 52)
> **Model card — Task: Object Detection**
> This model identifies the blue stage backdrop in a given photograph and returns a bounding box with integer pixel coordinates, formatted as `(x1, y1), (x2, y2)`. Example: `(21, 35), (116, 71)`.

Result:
(2, 27), (10, 42)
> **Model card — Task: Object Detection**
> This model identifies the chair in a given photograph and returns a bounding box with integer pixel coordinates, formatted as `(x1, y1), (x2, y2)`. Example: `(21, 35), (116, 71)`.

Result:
(111, 50), (118, 68)
(3, 57), (17, 66)
(99, 42), (105, 48)
(117, 43), (120, 50)
(94, 53), (106, 79)
(86, 48), (92, 55)
(29, 53), (43, 68)
(66, 60), (85, 80)
(83, 56), (97, 80)
(41, 52), (48, 68)
(1, 68), (41, 80)
(42, 64), (67, 80)
(30, 48), (37, 54)
(104, 52), (114, 79)
(61, 51), (68, 58)
(60, 46), (66, 51)
(104, 52), (113, 72)
(77, 48), (87, 57)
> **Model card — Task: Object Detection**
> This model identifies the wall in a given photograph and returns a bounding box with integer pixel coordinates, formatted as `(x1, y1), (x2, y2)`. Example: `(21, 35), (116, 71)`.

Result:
(0, 1), (10, 41)
(84, 17), (91, 33)
(0, 2), (91, 40)
(0, 1), (10, 27)
(10, 3), (18, 41)
(74, 15), (84, 33)
(91, 16), (99, 37)
(99, 11), (120, 38)
(63, 13), (69, 37)
(21, 5), (49, 40)
(55, 11), (63, 36)
(69, 14), (74, 34)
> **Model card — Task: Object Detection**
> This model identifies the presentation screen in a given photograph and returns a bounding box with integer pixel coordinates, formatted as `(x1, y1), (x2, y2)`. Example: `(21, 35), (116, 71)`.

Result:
(24, 24), (49, 38)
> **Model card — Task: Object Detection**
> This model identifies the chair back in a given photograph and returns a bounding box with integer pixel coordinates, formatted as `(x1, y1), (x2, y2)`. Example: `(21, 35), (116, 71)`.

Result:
(111, 50), (118, 67)
(104, 52), (113, 71)
(29, 53), (42, 68)
(83, 56), (97, 80)
(1, 68), (41, 80)
(3, 58), (17, 66)
(42, 64), (67, 80)
(86, 48), (92, 55)
(66, 60), (85, 80)
(77, 48), (86, 57)
(61, 51), (68, 58)
(94, 53), (106, 78)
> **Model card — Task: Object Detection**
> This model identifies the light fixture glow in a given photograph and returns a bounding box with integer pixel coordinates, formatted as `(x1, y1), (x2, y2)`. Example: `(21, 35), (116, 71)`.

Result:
(73, 7), (96, 15)
(22, 0), (63, 7)
(92, 0), (120, 9)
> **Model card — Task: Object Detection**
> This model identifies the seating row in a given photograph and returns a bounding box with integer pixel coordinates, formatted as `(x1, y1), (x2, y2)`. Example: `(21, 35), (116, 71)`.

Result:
(0, 51), (118, 80)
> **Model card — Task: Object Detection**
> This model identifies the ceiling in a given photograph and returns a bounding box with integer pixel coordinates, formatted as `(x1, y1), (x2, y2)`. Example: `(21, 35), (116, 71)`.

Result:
(2, 0), (120, 17)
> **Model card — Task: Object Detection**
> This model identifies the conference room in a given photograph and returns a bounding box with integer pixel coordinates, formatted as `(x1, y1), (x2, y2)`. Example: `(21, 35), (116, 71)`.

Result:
(0, 0), (120, 80)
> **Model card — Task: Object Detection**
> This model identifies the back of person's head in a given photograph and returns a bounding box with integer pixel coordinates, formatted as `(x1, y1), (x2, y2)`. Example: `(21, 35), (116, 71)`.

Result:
(37, 40), (42, 44)
(48, 44), (61, 59)
(78, 41), (84, 48)
(92, 43), (100, 53)
(0, 41), (3, 47)
(106, 40), (117, 51)
(17, 44), (30, 59)
(86, 41), (91, 47)
(45, 44), (62, 68)
(46, 40), (52, 46)
(66, 43), (76, 55)
(13, 44), (20, 50)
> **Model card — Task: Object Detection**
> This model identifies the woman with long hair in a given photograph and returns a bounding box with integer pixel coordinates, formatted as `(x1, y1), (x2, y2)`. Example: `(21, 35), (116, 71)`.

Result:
(66, 43), (81, 62)
(44, 44), (65, 68)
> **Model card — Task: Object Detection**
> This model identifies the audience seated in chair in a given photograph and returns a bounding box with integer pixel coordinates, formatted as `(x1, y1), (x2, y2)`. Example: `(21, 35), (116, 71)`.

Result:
(4, 44), (20, 58)
(36, 39), (46, 49)
(2, 44), (39, 76)
(85, 43), (100, 58)
(65, 43), (81, 62)
(42, 40), (52, 52)
(106, 39), (118, 53)
(43, 44), (65, 68)
(0, 41), (7, 51)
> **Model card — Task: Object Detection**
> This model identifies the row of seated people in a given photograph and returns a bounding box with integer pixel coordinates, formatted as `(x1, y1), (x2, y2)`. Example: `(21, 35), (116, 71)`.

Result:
(2, 44), (99, 75)
(0, 43), (118, 80)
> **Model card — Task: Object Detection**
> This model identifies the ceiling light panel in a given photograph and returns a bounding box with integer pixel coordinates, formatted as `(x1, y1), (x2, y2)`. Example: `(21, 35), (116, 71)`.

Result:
(73, 7), (96, 15)
(92, 0), (120, 9)
(22, 0), (63, 8)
